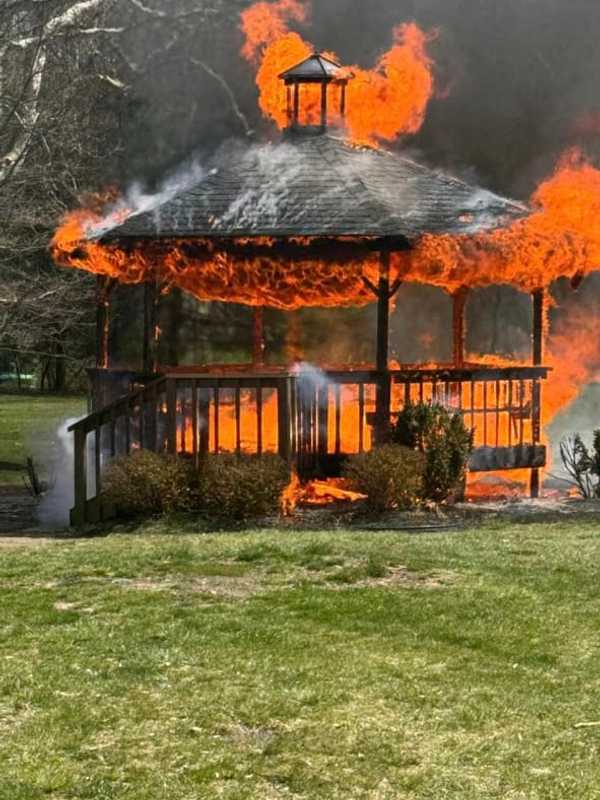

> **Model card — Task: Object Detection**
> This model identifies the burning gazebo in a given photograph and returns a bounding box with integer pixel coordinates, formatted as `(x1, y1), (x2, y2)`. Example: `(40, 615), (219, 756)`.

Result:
(54, 52), (549, 524)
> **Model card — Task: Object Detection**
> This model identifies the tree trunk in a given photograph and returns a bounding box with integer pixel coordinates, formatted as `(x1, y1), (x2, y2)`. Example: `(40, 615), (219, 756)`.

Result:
(54, 340), (66, 392)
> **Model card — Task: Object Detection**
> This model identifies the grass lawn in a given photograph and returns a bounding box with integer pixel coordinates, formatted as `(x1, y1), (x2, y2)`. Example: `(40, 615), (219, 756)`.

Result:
(0, 393), (86, 484)
(1, 520), (599, 798)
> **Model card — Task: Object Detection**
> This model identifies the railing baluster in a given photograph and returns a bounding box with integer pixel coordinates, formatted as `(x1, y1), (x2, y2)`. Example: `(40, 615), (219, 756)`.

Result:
(166, 379), (177, 455)
(94, 426), (101, 499)
(109, 408), (116, 457)
(151, 384), (158, 452)
(519, 380), (525, 445)
(235, 382), (242, 456)
(199, 388), (209, 456)
(277, 378), (292, 463)
(335, 382), (342, 456)
(192, 380), (199, 467)
(213, 382), (220, 455)
(358, 382), (365, 453)
(483, 382), (488, 446)
(125, 406), (131, 455)
(180, 389), (186, 454)
(256, 380), (263, 455)
(508, 379), (513, 447)
(317, 383), (329, 459)
(470, 380), (475, 431)
(138, 397), (145, 451)
(495, 379), (501, 448)
(290, 378), (298, 462)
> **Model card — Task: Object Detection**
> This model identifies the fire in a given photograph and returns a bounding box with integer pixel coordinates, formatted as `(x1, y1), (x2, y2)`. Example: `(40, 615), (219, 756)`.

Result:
(240, 0), (308, 65)
(179, 390), (279, 454)
(240, 0), (435, 146)
(403, 150), (600, 293)
(54, 150), (600, 307)
(281, 469), (301, 515)
(52, 218), (382, 310)
(281, 474), (366, 512)
(545, 302), (600, 424)
(297, 478), (366, 505)
(344, 24), (435, 146)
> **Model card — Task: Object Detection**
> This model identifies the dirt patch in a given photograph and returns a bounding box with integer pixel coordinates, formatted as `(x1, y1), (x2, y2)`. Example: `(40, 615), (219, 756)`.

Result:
(359, 566), (458, 589)
(0, 535), (56, 548)
(0, 487), (39, 535)
(224, 723), (277, 751)
(112, 575), (262, 601)
(324, 564), (458, 590)
(53, 601), (95, 613)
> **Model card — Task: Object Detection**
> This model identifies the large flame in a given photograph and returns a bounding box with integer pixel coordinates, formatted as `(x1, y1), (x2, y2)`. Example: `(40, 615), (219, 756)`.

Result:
(240, 0), (435, 146)
(52, 221), (381, 310)
(545, 302), (600, 424)
(403, 150), (600, 292)
(52, 150), (600, 305)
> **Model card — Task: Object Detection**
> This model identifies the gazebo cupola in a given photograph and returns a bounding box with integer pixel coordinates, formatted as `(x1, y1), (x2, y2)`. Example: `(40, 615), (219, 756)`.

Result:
(279, 52), (352, 132)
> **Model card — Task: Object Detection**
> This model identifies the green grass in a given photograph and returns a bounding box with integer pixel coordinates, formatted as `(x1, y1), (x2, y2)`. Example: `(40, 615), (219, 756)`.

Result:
(1, 520), (600, 798)
(0, 393), (86, 484)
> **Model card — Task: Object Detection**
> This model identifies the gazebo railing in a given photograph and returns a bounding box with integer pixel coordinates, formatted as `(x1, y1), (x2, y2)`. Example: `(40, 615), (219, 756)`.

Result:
(70, 365), (549, 524)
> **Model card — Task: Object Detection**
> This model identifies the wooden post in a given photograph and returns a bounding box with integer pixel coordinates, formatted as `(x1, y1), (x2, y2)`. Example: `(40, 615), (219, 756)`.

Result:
(452, 286), (469, 367)
(166, 379), (178, 455)
(72, 427), (88, 526)
(530, 287), (545, 498)
(293, 82), (300, 127)
(340, 83), (347, 118)
(375, 251), (392, 445)
(143, 279), (161, 374)
(277, 378), (292, 463)
(320, 82), (328, 130)
(252, 306), (266, 367)
(96, 276), (116, 369)
(317, 383), (329, 465)
(199, 389), (210, 457)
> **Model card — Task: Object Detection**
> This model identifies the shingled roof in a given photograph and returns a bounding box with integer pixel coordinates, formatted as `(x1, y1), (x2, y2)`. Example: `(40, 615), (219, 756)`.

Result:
(103, 134), (527, 243)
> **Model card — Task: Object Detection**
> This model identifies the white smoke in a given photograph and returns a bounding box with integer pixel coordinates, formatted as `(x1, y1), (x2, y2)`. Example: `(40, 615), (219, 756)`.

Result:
(293, 361), (330, 390)
(82, 159), (214, 240)
(37, 417), (81, 528)
(215, 142), (304, 230)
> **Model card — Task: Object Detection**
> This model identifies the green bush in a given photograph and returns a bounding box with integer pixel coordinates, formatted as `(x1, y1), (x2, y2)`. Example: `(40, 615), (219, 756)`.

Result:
(103, 450), (198, 516)
(343, 444), (425, 512)
(198, 454), (290, 520)
(392, 403), (473, 502)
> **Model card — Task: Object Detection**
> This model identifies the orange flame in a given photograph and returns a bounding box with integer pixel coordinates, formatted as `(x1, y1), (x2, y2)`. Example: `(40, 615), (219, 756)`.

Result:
(240, 0), (309, 65)
(344, 24), (435, 146)
(545, 302), (600, 425)
(51, 150), (600, 311)
(52, 215), (383, 310)
(240, 0), (435, 146)
(281, 469), (301, 515)
(403, 149), (600, 293)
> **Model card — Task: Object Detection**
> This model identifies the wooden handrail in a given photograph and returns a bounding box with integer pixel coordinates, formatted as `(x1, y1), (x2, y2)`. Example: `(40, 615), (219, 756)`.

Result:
(69, 375), (167, 433)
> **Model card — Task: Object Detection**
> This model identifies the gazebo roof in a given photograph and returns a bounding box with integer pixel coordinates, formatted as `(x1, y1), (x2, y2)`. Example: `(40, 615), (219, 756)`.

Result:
(279, 52), (346, 83)
(103, 134), (526, 243)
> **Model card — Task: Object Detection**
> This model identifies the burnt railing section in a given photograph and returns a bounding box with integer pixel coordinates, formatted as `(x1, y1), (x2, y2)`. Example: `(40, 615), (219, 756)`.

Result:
(70, 365), (548, 524)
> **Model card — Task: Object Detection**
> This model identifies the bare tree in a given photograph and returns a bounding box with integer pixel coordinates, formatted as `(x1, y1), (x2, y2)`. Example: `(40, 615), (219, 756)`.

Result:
(0, 0), (252, 388)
